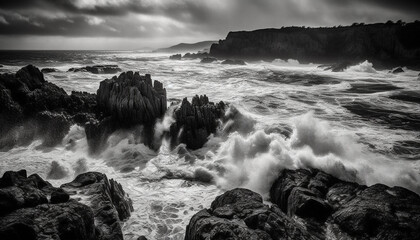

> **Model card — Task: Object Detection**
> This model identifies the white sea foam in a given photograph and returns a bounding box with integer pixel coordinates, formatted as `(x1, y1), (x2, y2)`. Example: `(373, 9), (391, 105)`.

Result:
(346, 60), (377, 73)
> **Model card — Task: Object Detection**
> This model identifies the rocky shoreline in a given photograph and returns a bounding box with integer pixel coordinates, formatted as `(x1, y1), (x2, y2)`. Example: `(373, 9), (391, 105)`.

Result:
(186, 168), (420, 240)
(1, 65), (420, 239)
(0, 65), (226, 153)
(0, 170), (133, 240)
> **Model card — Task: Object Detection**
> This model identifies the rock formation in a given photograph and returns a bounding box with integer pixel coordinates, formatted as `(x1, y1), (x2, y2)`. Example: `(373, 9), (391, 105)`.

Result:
(186, 168), (420, 240)
(221, 59), (246, 65)
(68, 65), (122, 74)
(169, 95), (226, 150)
(41, 68), (58, 73)
(61, 172), (133, 240)
(0, 65), (97, 149)
(185, 188), (315, 240)
(0, 170), (133, 240)
(210, 21), (420, 69)
(200, 57), (217, 63)
(169, 54), (182, 60)
(269, 168), (420, 239)
(96, 71), (167, 127)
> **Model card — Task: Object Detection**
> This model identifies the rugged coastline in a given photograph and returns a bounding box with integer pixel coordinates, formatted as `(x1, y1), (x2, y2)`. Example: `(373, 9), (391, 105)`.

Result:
(210, 21), (420, 69)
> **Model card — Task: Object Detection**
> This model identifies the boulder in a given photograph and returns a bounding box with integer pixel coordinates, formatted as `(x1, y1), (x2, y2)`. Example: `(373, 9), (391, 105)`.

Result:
(270, 168), (420, 239)
(221, 59), (246, 65)
(169, 95), (226, 149)
(169, 54), (182, 60)
(185, 188), (315, 240)
(0, 170), (133, 240)
(0, 200), (96, 240)
(61, 172), (134, 240)
(200, 57), (217, 63)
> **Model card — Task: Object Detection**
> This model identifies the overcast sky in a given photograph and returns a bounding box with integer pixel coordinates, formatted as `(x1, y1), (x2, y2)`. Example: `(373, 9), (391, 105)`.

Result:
(0, 0), (419, 50)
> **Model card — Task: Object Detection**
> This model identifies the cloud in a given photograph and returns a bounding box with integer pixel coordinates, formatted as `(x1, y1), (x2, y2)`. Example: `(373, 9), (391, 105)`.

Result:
(0, 0), (418, 49)
(0, 16), (9, 25)
(85, 16), (104, 25)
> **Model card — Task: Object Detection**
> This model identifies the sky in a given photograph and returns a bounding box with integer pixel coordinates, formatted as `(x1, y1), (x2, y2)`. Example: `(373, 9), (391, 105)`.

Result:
(0, 0), (419, 50)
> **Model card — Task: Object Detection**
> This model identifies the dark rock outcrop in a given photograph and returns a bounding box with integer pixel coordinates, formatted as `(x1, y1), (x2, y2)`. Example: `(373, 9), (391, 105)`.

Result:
(0, 65), (97, 149)
(0, 170), (133, 240)
(41, 68), (58, 73)
(182, 52), (209, 59)
(169, 95), (226, 150)
(61, 172), (134, 240)
(97, 71), (167, 126)
(187, 169), (420, 240)
(169, 54), (182, 60)
(221, 59), (246, 65)
(211, 21), (420, 69)
(391, 67), (404, 74)
(185, 188), (315, 240)
(200, 57), (217, 63)
(270, 168), (420, 240)
(68, 65), (122, 74)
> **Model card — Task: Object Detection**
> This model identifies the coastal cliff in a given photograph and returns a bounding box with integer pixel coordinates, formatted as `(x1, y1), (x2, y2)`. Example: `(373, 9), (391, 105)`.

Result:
(210, 21), (420, 68)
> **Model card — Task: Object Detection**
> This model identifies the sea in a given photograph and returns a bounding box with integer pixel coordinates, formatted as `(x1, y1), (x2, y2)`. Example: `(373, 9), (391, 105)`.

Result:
(0, 50), (420, 239)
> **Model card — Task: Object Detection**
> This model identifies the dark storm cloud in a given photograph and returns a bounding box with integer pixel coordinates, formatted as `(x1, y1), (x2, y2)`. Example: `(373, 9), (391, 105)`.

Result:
(0, 0), (418, 49)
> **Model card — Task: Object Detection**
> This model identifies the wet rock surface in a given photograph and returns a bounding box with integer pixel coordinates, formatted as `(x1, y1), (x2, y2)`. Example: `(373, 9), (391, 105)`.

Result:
(169, 95), (226, 150)
(185, 188), (315, 240)
(269, 168), (420, 240)
(61, 172), (133, 240)
(0, 170), (133, 240)
(187, 168), (420, 240)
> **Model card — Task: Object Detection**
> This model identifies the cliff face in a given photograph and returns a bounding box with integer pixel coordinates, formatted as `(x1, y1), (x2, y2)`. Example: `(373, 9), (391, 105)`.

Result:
(210, 21), (420, 68)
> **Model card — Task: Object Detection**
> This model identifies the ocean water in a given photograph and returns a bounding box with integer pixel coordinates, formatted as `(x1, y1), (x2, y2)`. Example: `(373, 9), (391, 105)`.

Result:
(1, 51), (420, 239)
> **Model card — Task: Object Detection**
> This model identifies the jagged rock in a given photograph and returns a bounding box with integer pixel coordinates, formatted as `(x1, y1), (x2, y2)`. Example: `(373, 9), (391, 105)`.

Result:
(200, 57), (217, 63)
(68, 65), (122, 74)
(0, 200), (96, 240)
(169, 54), (182, 60)
(97, 71), (167, 126)
(0, 170), (133, 240)
(221, 59), (246, 65)
(41, 68), (58, 73)
(270, 168), (420, 239)
(61, 172), (134, 240)
(182, 52), (209, 59)
(210, 21), (420, 68)
(169, 95), (226, 149)
(185, 188), (315, 240)
(0, 65), (97, 149)
(391, 67), (404, 74)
